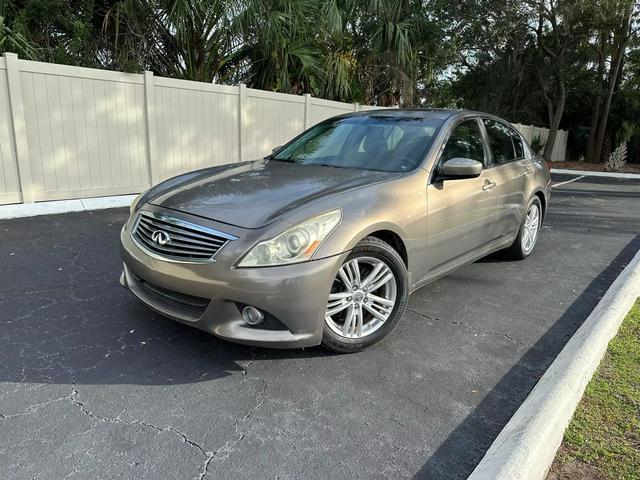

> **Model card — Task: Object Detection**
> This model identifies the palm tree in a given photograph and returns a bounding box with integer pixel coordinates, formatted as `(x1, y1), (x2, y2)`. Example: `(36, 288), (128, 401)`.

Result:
(235, 0), (322, 94)
(313, 0), (426, 105)
(103, 0), (243, 82)
(10, 0), (430, 105)
(356, 0), (422, 106)
(0, 14), (40, 60)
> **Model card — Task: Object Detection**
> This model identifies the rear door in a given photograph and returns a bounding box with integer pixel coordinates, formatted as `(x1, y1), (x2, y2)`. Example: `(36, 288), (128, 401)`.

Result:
(481, 119), (531, 240)
(425, 118), (498, 272)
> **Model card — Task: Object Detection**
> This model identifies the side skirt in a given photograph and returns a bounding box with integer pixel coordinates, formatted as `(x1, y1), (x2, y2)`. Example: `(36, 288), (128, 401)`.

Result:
(408, 235), (516, 294)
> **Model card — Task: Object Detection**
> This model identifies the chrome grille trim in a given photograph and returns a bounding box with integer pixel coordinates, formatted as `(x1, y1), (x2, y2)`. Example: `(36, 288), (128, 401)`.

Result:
(132, 211), (237, 263)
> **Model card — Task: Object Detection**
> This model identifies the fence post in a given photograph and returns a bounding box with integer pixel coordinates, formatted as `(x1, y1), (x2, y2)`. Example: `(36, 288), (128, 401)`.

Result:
(238, 83), (246, 162)
(4, 53), (33, 203)
(143, 71), (157, 186)
(304, 94), (312, 129)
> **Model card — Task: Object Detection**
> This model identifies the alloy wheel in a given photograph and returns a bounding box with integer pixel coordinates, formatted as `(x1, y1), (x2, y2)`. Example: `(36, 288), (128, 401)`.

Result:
(521, 203), (540, 254)
(325, 256), (397, 339)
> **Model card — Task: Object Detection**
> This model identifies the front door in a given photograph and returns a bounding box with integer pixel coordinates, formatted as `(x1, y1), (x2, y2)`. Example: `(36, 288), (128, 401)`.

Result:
(426, 118), (498, 273)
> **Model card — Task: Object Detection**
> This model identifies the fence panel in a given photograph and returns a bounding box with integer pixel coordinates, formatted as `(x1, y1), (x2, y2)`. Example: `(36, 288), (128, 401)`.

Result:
(19, 60), (149, 201)
(243, 89), (306, 160)
(0, 57), (22, 204)
(309, 97), (354, 126)
(153, 77), (240, 182)
(554, 130), (568, 162)
(512, 122), (567, 162)
(358, 104), (383, 112)
(0, 55), (568, 206)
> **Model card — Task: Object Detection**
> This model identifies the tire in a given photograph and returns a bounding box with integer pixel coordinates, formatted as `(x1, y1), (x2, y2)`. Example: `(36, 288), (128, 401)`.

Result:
(321, 236), (409, 353)
(504, 196), (542, 260)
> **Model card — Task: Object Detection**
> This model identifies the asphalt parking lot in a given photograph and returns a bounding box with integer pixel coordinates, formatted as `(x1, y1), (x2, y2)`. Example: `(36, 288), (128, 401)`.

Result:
(1, 172), (639, 480)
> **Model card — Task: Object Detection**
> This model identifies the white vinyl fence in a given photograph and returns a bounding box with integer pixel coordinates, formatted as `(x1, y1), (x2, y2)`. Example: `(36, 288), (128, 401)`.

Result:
(0, 54), (386, 205)
(0, 53), (568, 206)
(512, 123), (568, 162)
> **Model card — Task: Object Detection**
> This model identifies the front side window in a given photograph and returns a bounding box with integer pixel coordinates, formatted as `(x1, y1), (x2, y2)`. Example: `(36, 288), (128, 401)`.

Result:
(483, 119), (518, 164)
(440, 119), (486, 166)
(272, 116), (444, 172)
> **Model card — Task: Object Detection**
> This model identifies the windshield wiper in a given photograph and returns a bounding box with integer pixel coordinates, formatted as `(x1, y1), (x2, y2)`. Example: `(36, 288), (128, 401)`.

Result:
(313, 163), (342, 169)
(269, 155), (294, 162)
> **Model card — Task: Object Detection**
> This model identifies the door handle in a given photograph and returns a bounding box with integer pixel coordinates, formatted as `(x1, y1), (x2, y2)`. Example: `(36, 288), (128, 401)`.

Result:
(523, 168), (533, 176)
(482, 180), (496, 191)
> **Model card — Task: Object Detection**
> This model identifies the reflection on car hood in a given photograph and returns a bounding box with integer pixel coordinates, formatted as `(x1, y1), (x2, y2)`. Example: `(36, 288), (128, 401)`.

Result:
(148, 159), (399, 228)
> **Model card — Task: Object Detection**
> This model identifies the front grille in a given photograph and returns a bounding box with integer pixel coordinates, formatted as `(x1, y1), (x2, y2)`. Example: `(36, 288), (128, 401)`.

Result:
(133, 211), (235, 262)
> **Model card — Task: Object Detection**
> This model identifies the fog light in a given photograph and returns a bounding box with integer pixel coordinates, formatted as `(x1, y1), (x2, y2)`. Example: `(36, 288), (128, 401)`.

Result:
(242, 306), (264, 326)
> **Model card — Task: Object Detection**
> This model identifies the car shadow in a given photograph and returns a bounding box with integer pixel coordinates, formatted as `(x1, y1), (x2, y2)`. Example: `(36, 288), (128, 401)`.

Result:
(413, 233), (640, 479)
(474, 250), (508, 263)
(0, 294), (334, 386)
(0, 209), (334, 387)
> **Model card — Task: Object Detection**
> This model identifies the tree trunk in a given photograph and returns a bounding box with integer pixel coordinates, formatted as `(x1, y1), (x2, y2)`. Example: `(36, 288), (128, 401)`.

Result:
(585, 96), (602, 162)
(585, 33), (607, 163)
(593, 3), (633, 161)
(542, 79), (566, 162)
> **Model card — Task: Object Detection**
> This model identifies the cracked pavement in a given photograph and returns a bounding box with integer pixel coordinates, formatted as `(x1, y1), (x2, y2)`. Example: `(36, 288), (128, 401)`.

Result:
(1, 173), (639, 479)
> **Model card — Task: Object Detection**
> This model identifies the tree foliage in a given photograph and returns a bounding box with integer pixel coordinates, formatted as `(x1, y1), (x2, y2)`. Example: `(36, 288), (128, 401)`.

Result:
(0, 0), (638, 162)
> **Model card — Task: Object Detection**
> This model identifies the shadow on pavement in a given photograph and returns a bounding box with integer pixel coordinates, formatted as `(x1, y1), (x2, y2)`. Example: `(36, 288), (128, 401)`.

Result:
(414, 233), (640, 479)
(0, 294), (332, 386)
(0, 209), (331, 387)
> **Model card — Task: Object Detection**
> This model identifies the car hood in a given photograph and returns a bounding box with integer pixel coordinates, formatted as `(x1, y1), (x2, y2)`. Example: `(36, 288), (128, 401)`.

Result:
(148, 159), (399, 228)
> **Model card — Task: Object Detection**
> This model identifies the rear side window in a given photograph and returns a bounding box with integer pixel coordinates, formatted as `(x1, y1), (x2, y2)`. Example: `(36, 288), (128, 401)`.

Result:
(483, 120), (516, 164)
(510, 129), (525, 159)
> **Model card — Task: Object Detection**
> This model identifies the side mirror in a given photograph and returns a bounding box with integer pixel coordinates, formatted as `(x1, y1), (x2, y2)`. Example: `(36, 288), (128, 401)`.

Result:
(272, 145), (284, 154)
(439, 158), (483, 178)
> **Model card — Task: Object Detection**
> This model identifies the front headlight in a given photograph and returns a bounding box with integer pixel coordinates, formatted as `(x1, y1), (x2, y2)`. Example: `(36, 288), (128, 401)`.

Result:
(238, 209), (342, 267)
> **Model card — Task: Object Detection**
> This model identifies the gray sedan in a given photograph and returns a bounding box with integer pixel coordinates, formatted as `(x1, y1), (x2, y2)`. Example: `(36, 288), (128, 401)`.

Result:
(119, 109), (551, 352)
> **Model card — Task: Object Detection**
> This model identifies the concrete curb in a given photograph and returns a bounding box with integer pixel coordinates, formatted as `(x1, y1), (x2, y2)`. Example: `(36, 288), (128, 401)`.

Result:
(468, 248), (640, 480)
(0, 195), (136, 220)
(551, 168), (640, 179)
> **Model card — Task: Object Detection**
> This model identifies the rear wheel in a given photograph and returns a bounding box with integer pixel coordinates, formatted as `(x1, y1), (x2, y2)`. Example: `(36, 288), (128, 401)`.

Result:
(322, 236), (408, 353)
(504, 196), (542, 260)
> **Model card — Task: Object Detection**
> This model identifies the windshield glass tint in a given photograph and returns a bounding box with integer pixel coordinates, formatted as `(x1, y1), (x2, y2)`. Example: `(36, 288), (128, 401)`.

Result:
(272, 116), (444, 172)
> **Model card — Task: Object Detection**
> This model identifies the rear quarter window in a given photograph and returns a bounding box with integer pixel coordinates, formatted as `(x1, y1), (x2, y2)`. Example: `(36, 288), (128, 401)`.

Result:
(509, 128), (525, 159)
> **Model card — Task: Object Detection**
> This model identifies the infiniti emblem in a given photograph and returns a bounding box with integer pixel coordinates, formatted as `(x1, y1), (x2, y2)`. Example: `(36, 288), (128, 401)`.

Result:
(151, 230), (171, 246)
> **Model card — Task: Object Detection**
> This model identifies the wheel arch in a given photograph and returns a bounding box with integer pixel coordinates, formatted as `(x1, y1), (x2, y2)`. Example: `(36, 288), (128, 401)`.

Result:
(533, 189), (547, 221)
(366, 230), (408, 268)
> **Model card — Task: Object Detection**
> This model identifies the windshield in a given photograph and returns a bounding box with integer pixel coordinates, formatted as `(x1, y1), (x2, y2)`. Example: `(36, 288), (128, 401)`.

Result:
(272, 115), (444, 172)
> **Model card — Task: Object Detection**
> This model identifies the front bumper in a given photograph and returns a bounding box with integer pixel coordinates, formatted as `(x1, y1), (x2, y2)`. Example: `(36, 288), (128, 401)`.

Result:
(119, 211), (347, 348)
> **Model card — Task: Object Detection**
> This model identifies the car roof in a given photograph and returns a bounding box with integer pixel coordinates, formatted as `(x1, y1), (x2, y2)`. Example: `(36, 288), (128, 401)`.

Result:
(336, 108), (455, 120)
(336, 108), (502, 122)
(338, 107), (498, 120)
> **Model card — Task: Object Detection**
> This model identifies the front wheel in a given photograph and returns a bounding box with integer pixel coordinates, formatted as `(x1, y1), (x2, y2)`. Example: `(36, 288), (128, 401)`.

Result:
(322, 236), (408, 353)
(504, 197), (542, 260)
